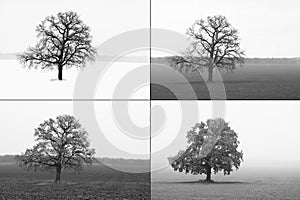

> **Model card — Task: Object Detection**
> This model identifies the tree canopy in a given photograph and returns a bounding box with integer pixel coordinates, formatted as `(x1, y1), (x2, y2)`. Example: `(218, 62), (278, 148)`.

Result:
(171, 15), (245, 82)
(168, 118), (243, 182)
(18, 11), (96, 80)
(16, 115), (95, 182)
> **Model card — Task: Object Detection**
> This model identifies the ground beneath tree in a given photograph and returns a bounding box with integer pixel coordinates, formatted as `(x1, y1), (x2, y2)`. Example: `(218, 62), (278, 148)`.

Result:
(0, 164), (150, 200)
(152, 180), (300, 200)
(151, 64), (300, 99)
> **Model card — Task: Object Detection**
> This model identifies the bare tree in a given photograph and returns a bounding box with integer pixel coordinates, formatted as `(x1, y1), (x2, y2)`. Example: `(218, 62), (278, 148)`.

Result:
(18, 11), (96, 80)
(16, 115), (95, 182)
(171, 15), (245, 82)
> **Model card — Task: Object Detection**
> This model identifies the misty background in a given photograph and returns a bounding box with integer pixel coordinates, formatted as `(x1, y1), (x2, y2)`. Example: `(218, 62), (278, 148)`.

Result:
(0, 0), (149, 53)
(0, 101), (150, 160)
(151, 101), (300, 181)
(152, 0), (300, 58)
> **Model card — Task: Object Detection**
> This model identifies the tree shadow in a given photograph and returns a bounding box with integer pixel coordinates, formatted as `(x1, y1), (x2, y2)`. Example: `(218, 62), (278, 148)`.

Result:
(222, 80), (257, 84)
(163, 180), (253, 185)
(187, 80), (256, 85)
(50, 78), (67, 81)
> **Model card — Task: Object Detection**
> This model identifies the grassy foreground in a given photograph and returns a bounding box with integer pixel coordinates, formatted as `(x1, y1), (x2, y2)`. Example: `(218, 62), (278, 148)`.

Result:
(0, 163), (150, 200)
(151, 63), (300, 99)
(152, 180), (300, 200)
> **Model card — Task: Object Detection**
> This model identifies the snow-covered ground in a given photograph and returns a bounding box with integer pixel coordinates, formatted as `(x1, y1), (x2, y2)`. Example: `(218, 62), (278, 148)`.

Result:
(0, 60), (149, 99)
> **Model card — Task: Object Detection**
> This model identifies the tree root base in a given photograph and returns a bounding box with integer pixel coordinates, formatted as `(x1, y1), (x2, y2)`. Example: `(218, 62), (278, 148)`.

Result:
(198, 179), (215, 183)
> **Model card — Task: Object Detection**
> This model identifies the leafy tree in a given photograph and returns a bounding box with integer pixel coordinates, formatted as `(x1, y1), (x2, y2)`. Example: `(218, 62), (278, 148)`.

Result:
(171, 15), (245, 82)
(168, 118), (243, 182)
(16, 115), (95, 182)
(18, 11), (96, 80)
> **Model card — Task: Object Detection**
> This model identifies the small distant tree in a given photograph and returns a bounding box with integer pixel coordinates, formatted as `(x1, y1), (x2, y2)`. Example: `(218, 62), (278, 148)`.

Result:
(168, 118), (243, 182)
(18, 11), (96, 80)
(16, 115), (95, 182)
(171, 15), (245, 82)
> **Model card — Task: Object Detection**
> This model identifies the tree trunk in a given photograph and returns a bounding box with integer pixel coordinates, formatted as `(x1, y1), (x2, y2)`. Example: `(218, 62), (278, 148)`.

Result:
(55, 165), (62, 182)
(205, 166), (212, 181)
(208, 63), (213, 82)
(58, 65), (63, 80)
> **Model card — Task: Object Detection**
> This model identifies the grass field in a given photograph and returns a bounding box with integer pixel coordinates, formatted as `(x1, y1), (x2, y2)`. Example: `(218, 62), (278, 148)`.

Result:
(151, 168), (300, 200)
(0, 163), (150, 200)
(151, 63), (300, 99)
(152, 180), (300, 200)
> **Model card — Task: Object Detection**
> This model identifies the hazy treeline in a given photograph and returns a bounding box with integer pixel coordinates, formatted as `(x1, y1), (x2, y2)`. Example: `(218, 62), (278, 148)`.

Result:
(0, 53), (147, 63)
(1, 53), (299, 64)
(0, 155), (149, 166)
(151, 57), (300, 65)
(0, 155), (15, 163)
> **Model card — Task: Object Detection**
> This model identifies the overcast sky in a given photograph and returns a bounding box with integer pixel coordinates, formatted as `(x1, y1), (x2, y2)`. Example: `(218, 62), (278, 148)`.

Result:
(0, 0), (149, 53)
(1, 101), (300, 170)
(0, 101), (150, 159)
(1, 0), (299, 58)
(152, 101), (300, 170)
(0, 0), (299, 174)
(152, 0), (300, 58)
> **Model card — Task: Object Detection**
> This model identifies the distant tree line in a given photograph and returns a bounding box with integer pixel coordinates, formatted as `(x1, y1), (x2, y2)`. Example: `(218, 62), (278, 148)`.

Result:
(0, 155), (16, 163)
(151, 57), (300, 66)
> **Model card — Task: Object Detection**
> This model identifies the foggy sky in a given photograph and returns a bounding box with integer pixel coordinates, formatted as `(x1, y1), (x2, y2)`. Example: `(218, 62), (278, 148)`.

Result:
(0, 101), (150, 159)
(151, 101), (300, 170)
(1, 101), (300, 169)
(0, 0), (149, 53)
(1, 0), (299, 58)
(152, 0), (300, 58)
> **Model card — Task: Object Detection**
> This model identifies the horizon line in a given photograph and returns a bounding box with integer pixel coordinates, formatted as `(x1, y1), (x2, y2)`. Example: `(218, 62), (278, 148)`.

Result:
(0, 52), (299, 59)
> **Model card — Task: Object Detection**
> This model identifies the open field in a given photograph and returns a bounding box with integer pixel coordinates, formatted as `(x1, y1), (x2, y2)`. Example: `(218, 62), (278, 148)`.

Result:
(0, 59), (149, 99)
(152, 180), (300, 200)
(0, 163), (150, 200)
(151, 168), (300, 200)
(151, 63), (300, 99)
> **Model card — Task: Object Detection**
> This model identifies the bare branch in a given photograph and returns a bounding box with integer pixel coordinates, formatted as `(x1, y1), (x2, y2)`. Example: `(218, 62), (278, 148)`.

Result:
(16, 115), (95, 176)
(18, 11), (96, 80)
(172, 15), (245, 81)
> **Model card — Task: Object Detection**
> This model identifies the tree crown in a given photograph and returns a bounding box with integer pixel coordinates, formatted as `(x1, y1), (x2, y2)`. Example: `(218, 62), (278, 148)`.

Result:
(168, 118), (243, 176)
(16, 115), (95, 172)
(171, 15), (245, 73)
(18, 11), (96, 70)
